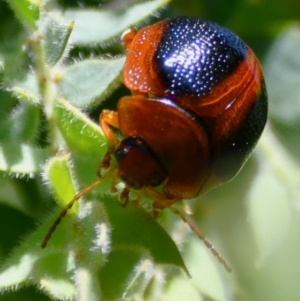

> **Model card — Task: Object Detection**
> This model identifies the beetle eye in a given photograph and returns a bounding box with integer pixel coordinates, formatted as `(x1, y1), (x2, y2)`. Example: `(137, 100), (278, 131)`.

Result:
(114, 145), (129, 161)
(114, 137), (145, 162)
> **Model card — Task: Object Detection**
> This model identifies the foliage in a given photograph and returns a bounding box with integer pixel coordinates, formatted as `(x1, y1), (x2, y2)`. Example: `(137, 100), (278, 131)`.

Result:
(0, 0), (300, 300)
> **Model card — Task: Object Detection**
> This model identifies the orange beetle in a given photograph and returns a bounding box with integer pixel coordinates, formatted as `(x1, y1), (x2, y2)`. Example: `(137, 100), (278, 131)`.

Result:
(100, 17), (267, 209)
(43, 17), (267, 270)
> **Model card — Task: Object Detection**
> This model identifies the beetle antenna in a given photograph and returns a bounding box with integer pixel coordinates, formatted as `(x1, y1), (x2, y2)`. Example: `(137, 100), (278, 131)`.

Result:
(168, 206), (232, 273)
(41, 172), (112, 249)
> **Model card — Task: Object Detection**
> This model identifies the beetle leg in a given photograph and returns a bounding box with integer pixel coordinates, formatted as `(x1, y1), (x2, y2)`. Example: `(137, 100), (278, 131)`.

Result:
(132, 191), (142, 206)
(97, 110), (120, 177)
(99, 109), (120, 148)
(96, 147), (114, 177)
(119, 186), (143, 208)
(169, 205), (232, 272)
(146, 188), (232, 272)
(144, 186), (180, 216)
(120, 187), (130, 207)
(110, 171), (119, 193)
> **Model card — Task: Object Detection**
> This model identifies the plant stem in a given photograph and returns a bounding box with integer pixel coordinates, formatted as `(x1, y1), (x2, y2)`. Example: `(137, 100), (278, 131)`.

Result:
(33, 29), (59, 150)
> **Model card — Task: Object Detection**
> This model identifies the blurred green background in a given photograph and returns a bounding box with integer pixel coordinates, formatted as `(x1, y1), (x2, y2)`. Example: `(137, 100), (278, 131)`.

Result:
(0, 0), (300, 300)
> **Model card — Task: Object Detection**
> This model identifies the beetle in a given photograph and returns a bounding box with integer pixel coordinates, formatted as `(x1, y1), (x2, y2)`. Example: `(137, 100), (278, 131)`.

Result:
(101, 16), (267, 207)
(42, 17), (267, 270)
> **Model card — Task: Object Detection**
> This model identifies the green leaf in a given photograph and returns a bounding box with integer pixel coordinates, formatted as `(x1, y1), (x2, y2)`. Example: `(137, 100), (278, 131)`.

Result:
(248, 126), (296, 265)
(0, 253), (38, 288)
(59, 57), (125, 108)
(94, 196), (189, 300)
(226, 0), (299, 37)
(45, 154), (77, 210)
(0, 104), (40, 143)
(0, 143), (50, 175)
(0, 90), (17, 119)
(77, 202), (110, 267)
(54, 97), (108, 156)
(63, 0), (170, 46)
(36, 252), (75, 299)
(73, 268), (101, 301)
(8, 0), (40, 30)
(11, 74), (40, 105)
(264, 25), (300, 126)
(0, 192), (187, 299)
(98, 248), (151, 300)
(54, 98), (111, 196)
(99, 195), (189, 275)
(0, 200), (107, 299)
(0, 34), (29, 84)
(247, 162), (292, 265)
(162, 276), (201, 301)
(184, 238), (228, 301)
(0, 211), (73, 292)
(44, 13), (74, 66)
(0, 204), (35, 258)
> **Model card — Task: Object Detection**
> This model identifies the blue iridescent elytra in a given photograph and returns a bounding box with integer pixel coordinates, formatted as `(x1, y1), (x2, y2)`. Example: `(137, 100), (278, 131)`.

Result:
(155, 17), (247, 96)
